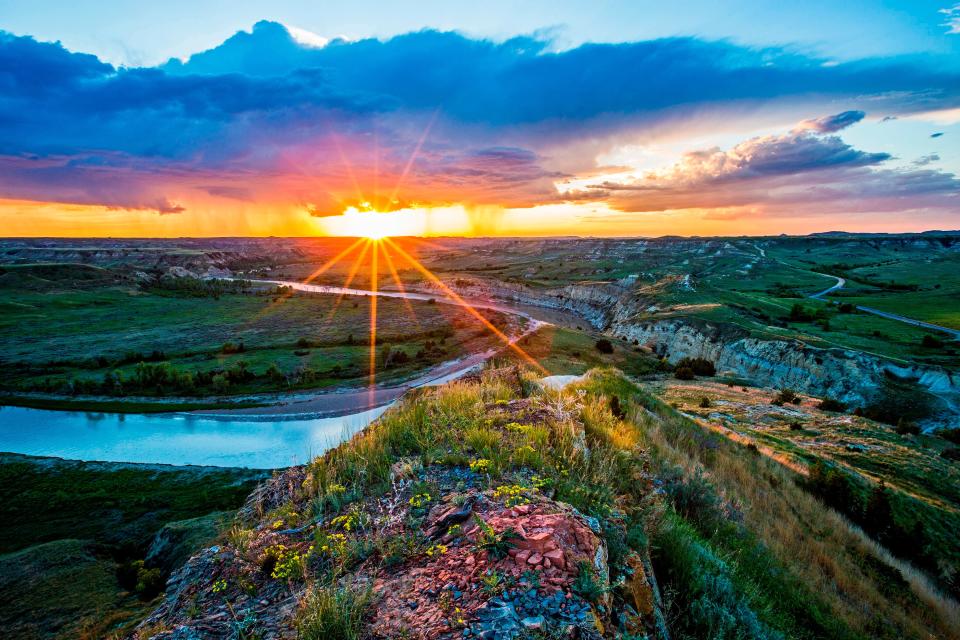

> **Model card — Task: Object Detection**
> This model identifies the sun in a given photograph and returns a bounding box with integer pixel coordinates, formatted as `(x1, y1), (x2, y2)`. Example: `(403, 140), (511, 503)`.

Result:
(324, 205), (426, 239)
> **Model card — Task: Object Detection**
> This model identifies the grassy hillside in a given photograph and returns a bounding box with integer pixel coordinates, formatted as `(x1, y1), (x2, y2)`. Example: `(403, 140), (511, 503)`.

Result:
(131, 367), (959, 639)
(0, 454), (267, 639)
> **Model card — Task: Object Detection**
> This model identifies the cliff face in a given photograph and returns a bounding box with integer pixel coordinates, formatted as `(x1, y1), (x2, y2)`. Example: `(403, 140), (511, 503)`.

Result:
(610, 319), (959, 426)
(424, 276), (960, 427)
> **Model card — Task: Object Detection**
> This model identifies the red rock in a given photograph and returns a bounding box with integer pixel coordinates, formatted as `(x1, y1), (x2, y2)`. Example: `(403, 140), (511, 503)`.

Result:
(515, 549), (531, 563)
(543, 549), (565, 569)
(528, 552), (543, 565)
(543, 559), (552, 569)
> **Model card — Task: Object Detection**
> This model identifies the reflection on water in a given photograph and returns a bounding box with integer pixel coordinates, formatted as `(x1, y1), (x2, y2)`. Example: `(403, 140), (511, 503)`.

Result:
(0, 404), (390, 469)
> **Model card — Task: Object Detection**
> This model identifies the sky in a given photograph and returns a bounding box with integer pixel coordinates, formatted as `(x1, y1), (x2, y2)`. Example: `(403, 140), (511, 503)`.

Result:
(0, 0), (958, 237)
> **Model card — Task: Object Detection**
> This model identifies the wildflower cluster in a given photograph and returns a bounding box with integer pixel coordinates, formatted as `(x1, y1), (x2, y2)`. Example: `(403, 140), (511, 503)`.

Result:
(469, 458), (491, 473)
(326, 483), (347, 494)
(212, 579), (228, 594)
(331, 512), (359, 531)
(316, 532), (348, 558)
(514, 444), (537, 460)
(494, 484), (534, 507)
(530, 474), (550, 490)
(505, 421), (531, 434)
(263, 544), (310, 581)
(447, 523), (463, 538)
(408, 492), (432, 508)
(425, 543), (449, 557)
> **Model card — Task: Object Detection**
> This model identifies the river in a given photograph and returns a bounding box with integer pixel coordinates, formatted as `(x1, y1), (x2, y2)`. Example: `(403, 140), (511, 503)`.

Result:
(0, 281), (544, 468)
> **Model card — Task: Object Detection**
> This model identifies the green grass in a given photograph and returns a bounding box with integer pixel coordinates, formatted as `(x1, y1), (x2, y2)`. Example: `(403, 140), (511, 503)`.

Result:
(0, 453), (267, 554)
(507, 325), (660, 376)
(0, 539), (151, 640)
(0, 453), (266, 639)
(0, 274), (514, 398)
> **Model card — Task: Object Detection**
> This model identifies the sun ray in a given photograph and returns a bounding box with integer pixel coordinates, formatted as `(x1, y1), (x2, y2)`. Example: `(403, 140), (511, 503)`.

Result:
(250, 236), (366, 323)
(328, 128), (367, 207)
(324, 239), (372, 322)
(379, 240), (419, 323)
(386, 108), (439, 208)
(368, 238), (379, 402)
(384, 237), (546, 372)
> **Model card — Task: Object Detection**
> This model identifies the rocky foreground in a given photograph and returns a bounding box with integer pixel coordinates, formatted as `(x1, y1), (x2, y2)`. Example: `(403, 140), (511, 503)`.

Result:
(131, 370), (666, 640)
(130, 366), (960, 640)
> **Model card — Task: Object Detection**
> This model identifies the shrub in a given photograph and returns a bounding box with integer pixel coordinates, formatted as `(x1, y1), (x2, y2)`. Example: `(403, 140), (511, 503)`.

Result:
(594, 338), (614, 354)
(660, 467), (727, 534)
(699, 397), (711, 409)
(572, 561), (605, 604)
(609, 395), (626, 419)
(941, 448), (960, 462)
(297, 581), (372, 640)
(818, 397), (846, 412)
(940, 428), (960, 445)
(222, 340), (245, 354)
(895, 418), (920, 436)
(674, 367), (695, 381)
(805, 461), (860, 515)
(772, 389), (799, 406)
(674, 357), (716, 377)
(473, 515), (519, 559)
(921, 334), (945, 349)
(118, 559), (165, 600)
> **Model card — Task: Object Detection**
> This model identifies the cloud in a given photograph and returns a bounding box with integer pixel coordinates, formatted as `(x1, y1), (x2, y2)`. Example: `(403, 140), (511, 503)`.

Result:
(914, 153), (940, 166)
(795, 110), (865, 133)
(941, 4), (960, 35)
(0, 23), (959, 217)
(570, 129), (958, 216)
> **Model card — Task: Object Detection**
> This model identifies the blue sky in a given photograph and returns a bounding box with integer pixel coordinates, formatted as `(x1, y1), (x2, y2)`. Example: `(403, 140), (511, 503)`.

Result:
(3, 0), (958, 66)
(0, 1), (957, 236)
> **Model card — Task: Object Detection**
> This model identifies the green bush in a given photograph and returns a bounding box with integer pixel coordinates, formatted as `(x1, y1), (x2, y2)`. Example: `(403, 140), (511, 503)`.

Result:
(771, 389), (799, 406)
(674, 367), (695, 381)
(297, 581), (372, 640)
(674, 357), (716, 377)
(595, 338), (614, 354)
(818, 397), (846, 412)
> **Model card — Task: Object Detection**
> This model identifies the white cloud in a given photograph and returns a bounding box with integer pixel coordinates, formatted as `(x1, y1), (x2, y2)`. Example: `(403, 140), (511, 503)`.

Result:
(940, 4), (960, 34)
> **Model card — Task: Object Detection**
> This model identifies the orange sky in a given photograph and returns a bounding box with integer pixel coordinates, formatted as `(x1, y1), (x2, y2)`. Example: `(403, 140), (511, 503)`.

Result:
(3, 197), (957, 239)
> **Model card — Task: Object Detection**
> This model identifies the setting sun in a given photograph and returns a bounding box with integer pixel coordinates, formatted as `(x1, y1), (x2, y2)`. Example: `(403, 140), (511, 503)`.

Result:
(321, 205), (431, 238)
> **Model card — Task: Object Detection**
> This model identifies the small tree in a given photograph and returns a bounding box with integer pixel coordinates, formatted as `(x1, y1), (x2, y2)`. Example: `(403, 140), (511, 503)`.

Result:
(594, 338), (614, 354)
(674, 367), (695, 381)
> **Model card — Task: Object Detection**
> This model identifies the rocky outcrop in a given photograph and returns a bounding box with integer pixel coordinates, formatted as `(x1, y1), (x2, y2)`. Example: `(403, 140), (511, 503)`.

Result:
(415, 276), (627, 329)
(614, 318), (960, 426)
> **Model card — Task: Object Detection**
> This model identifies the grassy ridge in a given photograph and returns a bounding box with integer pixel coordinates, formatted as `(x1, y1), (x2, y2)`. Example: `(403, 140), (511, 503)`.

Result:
(575, 369), (958, 639)
(197, 364), (957, 639)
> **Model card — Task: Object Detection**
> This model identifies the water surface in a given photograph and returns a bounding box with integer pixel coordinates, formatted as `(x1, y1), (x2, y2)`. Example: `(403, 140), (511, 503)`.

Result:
(0, 404), (389, 468)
